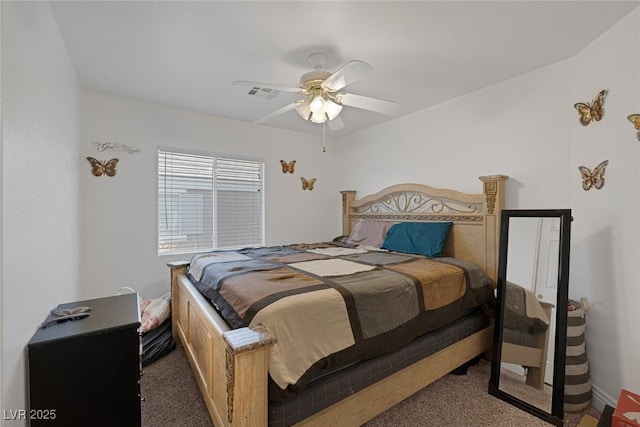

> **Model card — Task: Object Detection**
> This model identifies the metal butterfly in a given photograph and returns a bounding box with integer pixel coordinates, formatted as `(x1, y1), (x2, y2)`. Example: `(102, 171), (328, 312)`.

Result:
(87, 157), (119, 177)
(573, 89), (607, 126)
(627, 114), (640, 141)
(300, 177), (316, 191)
(280, 160), (296, 174)
(578, 160), (608, 191)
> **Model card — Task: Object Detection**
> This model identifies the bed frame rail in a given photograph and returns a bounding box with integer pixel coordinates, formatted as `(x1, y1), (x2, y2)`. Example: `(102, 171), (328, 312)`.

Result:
(295, 326), (493, 426)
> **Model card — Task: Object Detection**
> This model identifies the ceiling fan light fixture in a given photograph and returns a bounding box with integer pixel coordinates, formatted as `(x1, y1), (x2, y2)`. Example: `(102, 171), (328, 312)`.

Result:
(326, 101), (343, 121)
(297, 96), (342, 123)
(294, 100), (311, 120)
(309, 112), (328, 124)
(309, 95), (326, 114)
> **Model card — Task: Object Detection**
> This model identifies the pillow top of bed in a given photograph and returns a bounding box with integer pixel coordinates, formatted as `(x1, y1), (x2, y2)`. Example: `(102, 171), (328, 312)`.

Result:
(381, 221), (452, 257)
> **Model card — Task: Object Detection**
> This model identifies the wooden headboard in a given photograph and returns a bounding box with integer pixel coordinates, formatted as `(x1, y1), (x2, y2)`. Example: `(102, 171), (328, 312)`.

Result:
(341, 175), (508, 282)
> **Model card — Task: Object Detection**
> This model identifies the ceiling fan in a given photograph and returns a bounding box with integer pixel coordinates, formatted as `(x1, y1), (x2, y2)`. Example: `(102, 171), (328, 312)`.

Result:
(233, 53), (401, 131)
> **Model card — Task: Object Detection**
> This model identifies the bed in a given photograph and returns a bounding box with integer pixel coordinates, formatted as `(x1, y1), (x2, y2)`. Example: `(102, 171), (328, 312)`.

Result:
(501, 281), (553, 390)
(168, 175), (508, 426)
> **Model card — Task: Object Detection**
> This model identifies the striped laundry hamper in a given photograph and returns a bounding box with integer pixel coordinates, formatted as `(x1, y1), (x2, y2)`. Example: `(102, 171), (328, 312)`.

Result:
(564, 297), (592, 412)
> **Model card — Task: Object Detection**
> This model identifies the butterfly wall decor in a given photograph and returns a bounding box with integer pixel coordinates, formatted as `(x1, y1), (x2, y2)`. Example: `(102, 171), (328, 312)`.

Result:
(627, 114), (640, 141)
(573, 89), (607, 126)
(87, 157), (119, 177)
(300, 177), (316, 191)
(578, 160), (608, 191)
(280, 160), (296, 174)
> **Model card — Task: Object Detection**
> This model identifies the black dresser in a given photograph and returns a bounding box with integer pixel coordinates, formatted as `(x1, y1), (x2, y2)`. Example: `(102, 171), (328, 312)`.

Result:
(27, 293), (142, 427)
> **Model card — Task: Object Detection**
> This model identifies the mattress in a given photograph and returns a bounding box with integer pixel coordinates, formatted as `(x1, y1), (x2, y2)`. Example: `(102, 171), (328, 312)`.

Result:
(267, 308), (490, 426)
(187, 242), (494, 398)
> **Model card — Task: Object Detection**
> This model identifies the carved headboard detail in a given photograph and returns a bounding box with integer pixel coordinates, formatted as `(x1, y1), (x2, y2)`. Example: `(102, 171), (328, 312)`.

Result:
(341, 175), (508, 282)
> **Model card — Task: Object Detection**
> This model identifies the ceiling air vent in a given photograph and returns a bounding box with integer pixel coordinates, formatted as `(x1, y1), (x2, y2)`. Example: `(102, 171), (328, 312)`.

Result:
(247, 87), (280, 100)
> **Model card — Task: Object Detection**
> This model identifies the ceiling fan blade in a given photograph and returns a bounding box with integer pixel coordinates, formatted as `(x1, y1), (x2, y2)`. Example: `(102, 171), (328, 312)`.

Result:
(321, 60), (373, 92)
(337, 93), (401, 116)
(233, 80), (304, 94)
(254, 101), (301, 124)
(327, 115), (344, 131)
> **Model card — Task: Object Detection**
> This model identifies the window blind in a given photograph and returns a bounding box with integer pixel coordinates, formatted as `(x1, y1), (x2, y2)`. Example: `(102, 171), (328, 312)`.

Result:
(158, 149), (264, 255)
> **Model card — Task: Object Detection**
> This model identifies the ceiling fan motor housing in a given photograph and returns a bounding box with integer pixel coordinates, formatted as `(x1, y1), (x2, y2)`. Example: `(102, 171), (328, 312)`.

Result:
(299, 70), (332, 90)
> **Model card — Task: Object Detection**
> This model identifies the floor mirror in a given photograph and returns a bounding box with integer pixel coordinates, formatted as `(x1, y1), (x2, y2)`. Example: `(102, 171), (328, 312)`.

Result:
(489, 209), (572, 426)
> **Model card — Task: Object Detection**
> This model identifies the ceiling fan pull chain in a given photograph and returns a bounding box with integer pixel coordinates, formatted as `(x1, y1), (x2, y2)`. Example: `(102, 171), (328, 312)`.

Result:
(322, 122), (326, 152)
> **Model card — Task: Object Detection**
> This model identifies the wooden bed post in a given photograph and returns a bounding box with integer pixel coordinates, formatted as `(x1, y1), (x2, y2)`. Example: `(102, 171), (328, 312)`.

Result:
(341, 190), (356, 236)
(222, 327), (276, 425)
(168, 261), (190, 342)
(479, 175), (508, 283)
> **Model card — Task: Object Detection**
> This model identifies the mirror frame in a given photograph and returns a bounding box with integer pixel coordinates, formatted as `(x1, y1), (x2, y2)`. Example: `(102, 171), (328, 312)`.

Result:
(488, 209), (572, 426)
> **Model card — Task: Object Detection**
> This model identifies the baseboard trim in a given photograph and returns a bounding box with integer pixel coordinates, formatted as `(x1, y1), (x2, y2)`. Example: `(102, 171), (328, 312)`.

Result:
(591, 383), (618, 412)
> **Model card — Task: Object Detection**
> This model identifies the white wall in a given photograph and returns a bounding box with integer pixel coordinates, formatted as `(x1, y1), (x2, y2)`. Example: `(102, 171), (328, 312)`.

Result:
(333, 8), (640, 409)
(334, 60), (573, 207)
(1, 2), (81, 423)
(569, 9), (640, 407)
(1, 2), (4, 416)
(79, 91), (342, 300)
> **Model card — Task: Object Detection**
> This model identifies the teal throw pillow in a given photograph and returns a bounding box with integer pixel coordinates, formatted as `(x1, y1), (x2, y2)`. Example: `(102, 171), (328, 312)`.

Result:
(381, 222), (452, 257)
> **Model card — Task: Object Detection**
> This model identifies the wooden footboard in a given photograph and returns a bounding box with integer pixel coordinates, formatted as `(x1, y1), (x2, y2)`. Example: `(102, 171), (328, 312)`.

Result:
(170, 261), (493, 427)
(169, 262), (276, 426)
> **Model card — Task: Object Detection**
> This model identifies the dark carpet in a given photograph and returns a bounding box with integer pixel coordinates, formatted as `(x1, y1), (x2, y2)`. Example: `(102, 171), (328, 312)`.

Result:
(141, 345), (600, 426)
(141, 345), (213, 427)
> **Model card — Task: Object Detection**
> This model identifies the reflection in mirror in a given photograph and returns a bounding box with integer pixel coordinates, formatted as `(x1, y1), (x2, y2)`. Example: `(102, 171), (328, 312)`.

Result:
(489, 210), (572, 427)
(502, 217), (559, 412)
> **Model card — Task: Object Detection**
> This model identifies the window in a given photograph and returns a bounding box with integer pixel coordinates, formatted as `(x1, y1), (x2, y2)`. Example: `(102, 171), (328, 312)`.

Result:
(158, 148), (264, 255)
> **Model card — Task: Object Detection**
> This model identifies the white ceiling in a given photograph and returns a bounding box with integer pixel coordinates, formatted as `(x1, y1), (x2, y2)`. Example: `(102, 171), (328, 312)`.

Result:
(50, 1), (639, 138)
